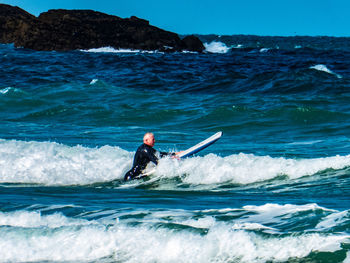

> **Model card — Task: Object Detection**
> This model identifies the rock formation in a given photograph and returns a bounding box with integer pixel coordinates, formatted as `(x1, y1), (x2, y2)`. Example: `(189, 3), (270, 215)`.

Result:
(0, 4), (205, 52)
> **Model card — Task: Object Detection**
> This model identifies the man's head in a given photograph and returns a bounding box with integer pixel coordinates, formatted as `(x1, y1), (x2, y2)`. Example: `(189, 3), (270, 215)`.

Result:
(143, 132), (155, 147)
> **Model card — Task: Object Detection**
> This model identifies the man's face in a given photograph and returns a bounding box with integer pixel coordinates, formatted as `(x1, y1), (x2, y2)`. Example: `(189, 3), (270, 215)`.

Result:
(145, 135), (155, 147)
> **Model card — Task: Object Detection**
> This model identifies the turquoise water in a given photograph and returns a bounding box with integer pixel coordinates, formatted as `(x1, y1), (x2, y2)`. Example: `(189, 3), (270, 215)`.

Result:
(0, 36), (350, 262)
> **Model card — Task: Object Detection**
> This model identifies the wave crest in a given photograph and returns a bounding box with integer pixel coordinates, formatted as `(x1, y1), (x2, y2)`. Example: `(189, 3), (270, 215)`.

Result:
(1, 139), (350, 186)
(0, 139), (131, 185)
(204, 41), (230, 53)
(0, 204), (348, 262)
(156, 153), (350, 185)
(310, 64), (342, 79)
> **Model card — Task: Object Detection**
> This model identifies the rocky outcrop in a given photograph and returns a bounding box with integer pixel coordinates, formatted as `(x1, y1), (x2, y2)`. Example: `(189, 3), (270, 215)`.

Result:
(0, 4), (205, 52)
(181, 35), (206, 52)
(0, 4), (36, 44)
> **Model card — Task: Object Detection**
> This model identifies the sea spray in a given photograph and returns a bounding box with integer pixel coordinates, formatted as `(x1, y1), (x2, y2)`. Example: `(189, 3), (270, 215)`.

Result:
(0, 139), (131, 185)
(2, 139), (350, 186)
(156, 153), (350, 185)
(0, 205), (348, 262)
(204, 41), (230, 53)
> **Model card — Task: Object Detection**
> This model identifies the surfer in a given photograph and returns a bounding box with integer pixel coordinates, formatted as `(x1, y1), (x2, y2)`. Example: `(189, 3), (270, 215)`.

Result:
(124, 132), (180, 181)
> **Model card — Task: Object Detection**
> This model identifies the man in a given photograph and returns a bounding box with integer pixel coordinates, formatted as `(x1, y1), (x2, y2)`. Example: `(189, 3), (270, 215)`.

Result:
(124, 132), (180, 181)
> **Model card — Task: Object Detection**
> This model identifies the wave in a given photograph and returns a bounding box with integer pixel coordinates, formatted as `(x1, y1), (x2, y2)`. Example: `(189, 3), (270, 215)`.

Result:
(0, 87), (23, 95)
(198, 35), (350, 52)
(0, 87), (12, 94)
(155, 153), (350, 185)
(90, 78), (98, 85)
(1, 43), (348, 98)
(232, 44), (243, 49)
(0, 203), (348, 262)
(310, 64), (342, 79)
(204, 41), (230, 53)
(0, 139), (132, 185)
(80, 46), (197, 54)
(192, 105), (346, 128)
(1, 139), (350, 186)
(259, 48), (270, 53)
(81, 46), (143, 53)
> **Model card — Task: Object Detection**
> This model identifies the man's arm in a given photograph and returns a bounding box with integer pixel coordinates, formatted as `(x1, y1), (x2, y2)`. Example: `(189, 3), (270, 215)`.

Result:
(144, 148), (159, 165)
(159, 151), (175, 158)
(159, 151), (183, 159)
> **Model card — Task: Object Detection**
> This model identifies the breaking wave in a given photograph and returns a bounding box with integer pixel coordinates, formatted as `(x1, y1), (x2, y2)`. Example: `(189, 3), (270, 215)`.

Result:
(1, 139), (350, 187)
(310, 64), (342, 78)
(0, 203), (348, 262)
(81, 46), (145, 53)
(204, 41), (230, 53)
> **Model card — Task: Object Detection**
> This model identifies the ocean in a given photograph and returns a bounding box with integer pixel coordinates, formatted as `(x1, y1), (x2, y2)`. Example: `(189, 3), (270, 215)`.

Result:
(0, 35), (349, 262)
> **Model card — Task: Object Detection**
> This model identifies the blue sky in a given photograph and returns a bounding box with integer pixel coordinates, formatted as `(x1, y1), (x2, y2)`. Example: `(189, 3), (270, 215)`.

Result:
(2, 0), (349, 36)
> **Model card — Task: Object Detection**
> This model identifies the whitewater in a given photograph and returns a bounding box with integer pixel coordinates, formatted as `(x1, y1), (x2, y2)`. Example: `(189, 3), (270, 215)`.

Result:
(1, 139), (350, 187)
(1, 34), (350, 262)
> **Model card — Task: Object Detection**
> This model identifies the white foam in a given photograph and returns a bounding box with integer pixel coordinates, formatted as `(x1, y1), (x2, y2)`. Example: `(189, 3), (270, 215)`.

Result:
(119, 203), (337, 233)
(2, 139), (350, 186)
(241, 203), (334, 226)
(243, 203), (330, 213)
(89, 79), (98, 85)
(81, 46), (162, 54)
(310, 64), (342, 79)
(0, 87), (22, 95)
(345, 251), (350, 263)
(178, 216), (217, 229)
(81, 47), (140, 53)
(0, 139), (131, 185)
(0, 210), (92, 228)
(287, 140), (323, 146)
(231, 222), (275, 232)
(0, 87), (12, 94)
(181, 50), (198, 54)
(259, 48), (270, 53)
(244, 203), (307, 217)
(156, 153), (350, 185)
(316, 210), (350, 230)
(232, 44), (243, 49)
(204, 41), (230, 53)
(0, 209), (347, 262)
(200, 203), (337, 235)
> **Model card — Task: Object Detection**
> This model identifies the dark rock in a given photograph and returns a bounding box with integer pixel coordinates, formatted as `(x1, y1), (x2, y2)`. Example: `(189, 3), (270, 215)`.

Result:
(0, 4), (205, 52)
(0, 4), (36, 44)
(181, 35), (205, 52)
(127, 16), (149, 25)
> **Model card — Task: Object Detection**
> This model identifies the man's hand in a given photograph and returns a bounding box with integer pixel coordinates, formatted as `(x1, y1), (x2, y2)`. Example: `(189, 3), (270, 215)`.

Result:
(171, 151), (184, 160)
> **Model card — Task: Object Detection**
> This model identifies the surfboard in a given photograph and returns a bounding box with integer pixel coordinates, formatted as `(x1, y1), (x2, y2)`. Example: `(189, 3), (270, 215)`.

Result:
(137, 163), (157, 179)
(177, 131), (223, 158)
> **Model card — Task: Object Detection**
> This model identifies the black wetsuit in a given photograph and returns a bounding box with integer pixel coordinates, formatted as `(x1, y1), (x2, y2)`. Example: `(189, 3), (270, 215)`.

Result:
(124, 143), (173, 181)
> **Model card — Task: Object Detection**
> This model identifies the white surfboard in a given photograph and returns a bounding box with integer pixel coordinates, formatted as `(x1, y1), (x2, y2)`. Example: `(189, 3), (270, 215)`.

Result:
(177, 131), (223, 158)
(135, 163), (156, 179)
(141, 163), (157, 176)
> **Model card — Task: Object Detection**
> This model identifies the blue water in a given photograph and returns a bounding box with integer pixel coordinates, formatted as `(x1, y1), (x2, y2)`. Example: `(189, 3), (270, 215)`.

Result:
(0, 36), (350, 262)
